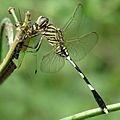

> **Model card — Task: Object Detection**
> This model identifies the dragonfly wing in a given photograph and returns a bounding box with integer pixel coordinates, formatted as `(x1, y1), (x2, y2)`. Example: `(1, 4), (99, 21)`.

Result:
(63, 3), (84, 40)
(65, 32), (98, 61)
(63, 3), (98, 61)
(40, 50), (65, 73)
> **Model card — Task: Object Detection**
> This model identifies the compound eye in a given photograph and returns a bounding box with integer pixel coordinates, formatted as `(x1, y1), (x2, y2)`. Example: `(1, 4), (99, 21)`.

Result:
(36, 16), (49, 28)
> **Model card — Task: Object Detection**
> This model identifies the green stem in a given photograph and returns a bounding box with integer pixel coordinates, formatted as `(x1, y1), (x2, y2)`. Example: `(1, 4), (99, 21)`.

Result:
(60, 103), (120, 120)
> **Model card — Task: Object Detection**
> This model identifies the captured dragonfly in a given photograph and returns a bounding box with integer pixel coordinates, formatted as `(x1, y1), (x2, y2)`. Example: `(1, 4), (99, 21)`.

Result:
(27, 3), (108, 113)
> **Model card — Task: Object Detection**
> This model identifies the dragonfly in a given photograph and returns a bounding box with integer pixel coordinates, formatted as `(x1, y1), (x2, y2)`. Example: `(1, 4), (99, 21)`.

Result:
(29, 3), (108, 113)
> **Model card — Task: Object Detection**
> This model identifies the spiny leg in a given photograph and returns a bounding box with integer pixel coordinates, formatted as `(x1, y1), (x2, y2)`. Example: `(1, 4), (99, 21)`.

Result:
(24, 36), (43, 53)
(23, 37), (43, 74)
(66, 56), (108, 114)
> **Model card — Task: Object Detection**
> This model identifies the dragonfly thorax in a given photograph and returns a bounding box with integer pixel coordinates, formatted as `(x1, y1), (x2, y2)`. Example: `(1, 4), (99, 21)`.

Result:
(40, 22), (69, 57)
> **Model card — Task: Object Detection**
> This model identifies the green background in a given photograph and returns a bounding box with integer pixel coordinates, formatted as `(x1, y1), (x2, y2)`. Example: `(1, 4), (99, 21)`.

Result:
(0, 0), (120, 120)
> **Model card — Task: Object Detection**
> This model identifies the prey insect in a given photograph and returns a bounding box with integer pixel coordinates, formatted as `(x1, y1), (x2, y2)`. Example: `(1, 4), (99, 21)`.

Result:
(0, 8), (39, 83)
(31, 3), (108, 113)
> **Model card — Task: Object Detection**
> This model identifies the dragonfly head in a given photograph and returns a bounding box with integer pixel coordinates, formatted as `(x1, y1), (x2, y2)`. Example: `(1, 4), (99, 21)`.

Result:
(36, 16), (49, 29)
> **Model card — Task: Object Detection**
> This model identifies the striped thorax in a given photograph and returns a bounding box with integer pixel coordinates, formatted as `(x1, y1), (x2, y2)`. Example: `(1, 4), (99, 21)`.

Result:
(35, 16), (69, 57)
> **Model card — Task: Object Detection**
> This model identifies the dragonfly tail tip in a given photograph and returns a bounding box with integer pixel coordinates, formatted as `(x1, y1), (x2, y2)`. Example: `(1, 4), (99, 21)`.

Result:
(103, 107), (109, 114)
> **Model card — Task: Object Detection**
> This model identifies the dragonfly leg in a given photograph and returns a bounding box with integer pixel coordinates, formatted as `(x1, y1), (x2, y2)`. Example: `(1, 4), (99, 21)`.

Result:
(24, 36), (43, 53)
(34, 36), (43, 52)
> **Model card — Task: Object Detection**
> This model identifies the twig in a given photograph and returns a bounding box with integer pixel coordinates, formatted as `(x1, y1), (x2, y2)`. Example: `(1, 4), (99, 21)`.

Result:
(60, 103), (120, 120)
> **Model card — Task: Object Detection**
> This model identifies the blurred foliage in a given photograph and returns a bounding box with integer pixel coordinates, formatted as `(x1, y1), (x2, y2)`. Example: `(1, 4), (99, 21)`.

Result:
(0, 0), (120, 120)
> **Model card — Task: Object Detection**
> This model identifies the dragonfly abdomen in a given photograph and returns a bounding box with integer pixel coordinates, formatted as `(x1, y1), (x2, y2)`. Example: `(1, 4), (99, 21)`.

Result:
(56, 45), (69, 57)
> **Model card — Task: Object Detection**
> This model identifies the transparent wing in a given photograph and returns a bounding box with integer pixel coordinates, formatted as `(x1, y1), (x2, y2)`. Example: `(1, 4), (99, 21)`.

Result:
(40, 50), (65, 73)
(63, 3), (98, 61)
(63, 3), (84, 40)
(65, 32), (98, 61)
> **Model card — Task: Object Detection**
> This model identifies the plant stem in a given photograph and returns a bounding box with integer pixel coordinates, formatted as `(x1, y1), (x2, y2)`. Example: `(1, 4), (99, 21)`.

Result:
(60, 103), (120, 120)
